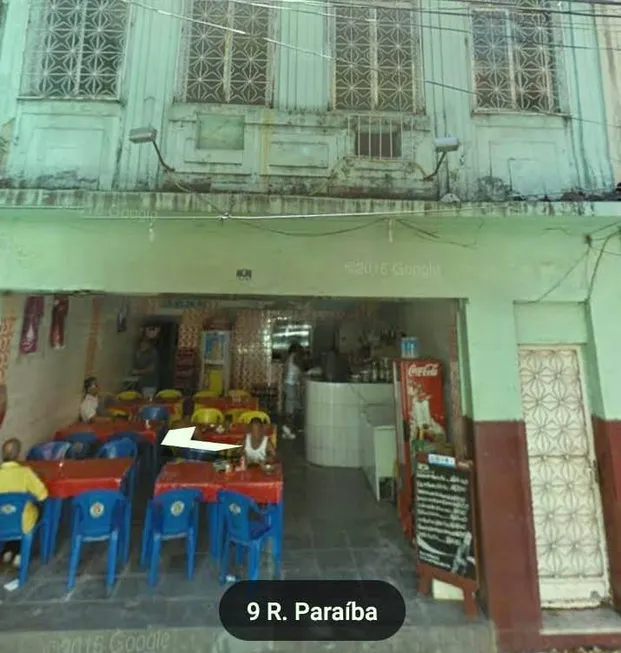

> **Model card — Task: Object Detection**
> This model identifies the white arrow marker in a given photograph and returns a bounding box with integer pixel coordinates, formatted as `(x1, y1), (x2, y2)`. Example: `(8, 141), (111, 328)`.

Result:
(161, 427), (242, 453)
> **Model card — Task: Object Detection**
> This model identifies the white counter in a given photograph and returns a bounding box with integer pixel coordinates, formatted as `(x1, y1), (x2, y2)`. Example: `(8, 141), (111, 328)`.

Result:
(305, 379), (394, 468)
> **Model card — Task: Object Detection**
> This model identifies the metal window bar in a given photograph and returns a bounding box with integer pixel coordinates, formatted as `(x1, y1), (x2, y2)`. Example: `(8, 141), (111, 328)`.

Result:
(348, 114), (411, 160)
(369, 8), (379, 109)
(509, 4), (556, 112)
(332, 2), (418, 112)
(73, 0), (89, 96)
(472, 1), (557, 113)
(224, 1), (234, 103)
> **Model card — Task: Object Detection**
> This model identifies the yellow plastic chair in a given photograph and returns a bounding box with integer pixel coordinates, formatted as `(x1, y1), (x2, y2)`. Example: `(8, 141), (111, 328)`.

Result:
(193, 390), (219, 414)
(193, 390), (218, 399)
(191, 408), (224, 425)
(227, 389), (250, 399)
(156, 389), (184, 422)
(225, 408), (247, 423)
(238, 410), (271, 424)
(156, 389), (182, 400)
(116, 390), (142, 401)
(109, 408), (130, 419)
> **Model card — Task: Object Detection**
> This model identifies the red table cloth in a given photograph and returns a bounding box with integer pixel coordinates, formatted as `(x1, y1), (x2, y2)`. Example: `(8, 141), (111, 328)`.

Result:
(154, 461), (283, 504)
(193, 397), (259, 412)
(27, 459), (133, 499)
(192, 423), (277, 447)
(54, 420), (159, 444)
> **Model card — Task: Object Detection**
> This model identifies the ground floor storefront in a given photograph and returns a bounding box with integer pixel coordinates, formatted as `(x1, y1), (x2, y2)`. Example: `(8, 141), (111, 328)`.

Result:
(2, 190), (621, 652)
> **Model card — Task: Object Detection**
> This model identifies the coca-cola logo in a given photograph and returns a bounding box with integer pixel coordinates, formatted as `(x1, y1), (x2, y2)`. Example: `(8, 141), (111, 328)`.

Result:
(408, 363), (439, 377)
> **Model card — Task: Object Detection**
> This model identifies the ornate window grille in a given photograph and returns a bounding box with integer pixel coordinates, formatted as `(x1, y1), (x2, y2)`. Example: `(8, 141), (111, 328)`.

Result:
(20, 0), (128, 99)
(179, 0), (273, 105)
(471, 0), (559, 112)
(332, 3), (421, 112)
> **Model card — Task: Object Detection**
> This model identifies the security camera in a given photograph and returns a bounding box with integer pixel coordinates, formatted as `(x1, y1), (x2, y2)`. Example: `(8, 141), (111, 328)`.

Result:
(434, 137), (460, 153)
(129, 127), (158, 144)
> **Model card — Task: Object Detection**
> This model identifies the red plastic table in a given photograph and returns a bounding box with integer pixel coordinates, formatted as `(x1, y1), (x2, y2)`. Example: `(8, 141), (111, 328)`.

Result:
(193, 397), (259, 412)
(181, 422), (277, 448)
(54, 420), (159, 444)
(154, 461), (283, 560)
(27, 458), (132, 559)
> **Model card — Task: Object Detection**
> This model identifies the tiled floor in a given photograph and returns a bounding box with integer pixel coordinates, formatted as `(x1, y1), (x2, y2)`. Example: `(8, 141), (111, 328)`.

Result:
(0, 434), (494, 653)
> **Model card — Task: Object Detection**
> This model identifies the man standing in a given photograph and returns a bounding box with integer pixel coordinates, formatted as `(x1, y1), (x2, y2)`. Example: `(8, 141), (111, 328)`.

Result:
(132, 338), (159, 399)
(0, 438), (48, 569)
(282, 343), (302, 440)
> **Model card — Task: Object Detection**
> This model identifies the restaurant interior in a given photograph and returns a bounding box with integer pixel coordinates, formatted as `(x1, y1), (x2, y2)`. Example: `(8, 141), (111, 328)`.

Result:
(0, 292), (487, 645)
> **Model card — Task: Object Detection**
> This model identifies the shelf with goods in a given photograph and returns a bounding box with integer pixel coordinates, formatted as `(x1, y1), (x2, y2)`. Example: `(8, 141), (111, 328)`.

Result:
(200, 330), (231, 395)
(173, 348), (199, 394)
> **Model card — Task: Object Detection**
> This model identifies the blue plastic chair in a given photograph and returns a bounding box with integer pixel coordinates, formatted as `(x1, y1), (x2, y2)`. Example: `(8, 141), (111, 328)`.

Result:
(107, 430), (155, 479)
(60, 433), (99, 459)
(217, 489), (279, 583)
(0, 492), (48, 586)
(138, 405), (170, 423)
(96, 438), (138, 496)
(140, 488), (201, 587)
(26, 441), (72, 461)
(67, 489), (130, 591)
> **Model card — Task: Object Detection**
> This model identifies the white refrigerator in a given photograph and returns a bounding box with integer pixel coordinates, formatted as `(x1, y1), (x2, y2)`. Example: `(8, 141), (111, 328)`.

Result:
(200, 330), (231, 395)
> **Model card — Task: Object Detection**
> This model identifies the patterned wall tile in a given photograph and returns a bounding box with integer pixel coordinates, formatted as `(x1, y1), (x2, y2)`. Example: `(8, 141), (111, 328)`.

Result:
(154, 300), (386, 393)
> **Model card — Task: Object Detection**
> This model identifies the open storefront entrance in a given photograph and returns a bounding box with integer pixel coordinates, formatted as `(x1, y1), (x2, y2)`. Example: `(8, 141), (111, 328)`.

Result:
(0, 292), (494, 653)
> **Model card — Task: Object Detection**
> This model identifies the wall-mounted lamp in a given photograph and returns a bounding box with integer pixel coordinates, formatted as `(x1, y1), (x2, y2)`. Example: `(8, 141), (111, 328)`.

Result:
(128, 127), (176, 173)
(423, 136), (461, 181)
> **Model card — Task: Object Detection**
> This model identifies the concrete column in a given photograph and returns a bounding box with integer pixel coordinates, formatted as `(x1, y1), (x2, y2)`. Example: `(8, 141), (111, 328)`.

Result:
(464, 297), (541, 652)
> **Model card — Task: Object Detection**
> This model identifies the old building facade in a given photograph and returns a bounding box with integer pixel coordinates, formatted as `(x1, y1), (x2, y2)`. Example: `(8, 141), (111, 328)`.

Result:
(0, 0), (614, 199)
(1, 1), (621, 652)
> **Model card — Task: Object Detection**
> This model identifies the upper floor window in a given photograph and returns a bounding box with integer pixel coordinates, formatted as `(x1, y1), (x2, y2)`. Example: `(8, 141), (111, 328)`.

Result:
(332, 4), (420, 112)
(180, 0), (273, 105)
(471, 0), (559, 113)
(20, 0), (128, 99)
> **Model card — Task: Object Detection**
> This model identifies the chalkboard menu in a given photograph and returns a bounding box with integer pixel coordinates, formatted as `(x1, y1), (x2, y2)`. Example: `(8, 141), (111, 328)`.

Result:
(414, 456), (477, 582)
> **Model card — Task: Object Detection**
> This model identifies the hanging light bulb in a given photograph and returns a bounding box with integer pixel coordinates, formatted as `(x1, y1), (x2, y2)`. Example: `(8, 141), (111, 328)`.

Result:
(148, 219), (155, 243)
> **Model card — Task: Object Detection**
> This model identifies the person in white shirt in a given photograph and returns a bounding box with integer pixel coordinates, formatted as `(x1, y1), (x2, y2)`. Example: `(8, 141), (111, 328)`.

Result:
(244, 418), (276, 465)
(282, 343), (302, 440)
(79, 377), (110, 423)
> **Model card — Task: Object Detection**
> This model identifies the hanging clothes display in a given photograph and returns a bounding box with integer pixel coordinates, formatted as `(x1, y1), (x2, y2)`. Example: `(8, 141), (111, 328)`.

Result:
(19, 295), (45, 355)
(50, 295), (69, 349)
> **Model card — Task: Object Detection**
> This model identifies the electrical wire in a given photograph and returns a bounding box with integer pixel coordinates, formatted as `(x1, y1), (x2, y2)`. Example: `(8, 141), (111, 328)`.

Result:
(235, 216), (387, 235)
(526, 250), (589, 303)
(587, 230), (619, 298)
(120, 0), (621, 62)
(112, 0), (621, 140)
(205, 0), (621, 41)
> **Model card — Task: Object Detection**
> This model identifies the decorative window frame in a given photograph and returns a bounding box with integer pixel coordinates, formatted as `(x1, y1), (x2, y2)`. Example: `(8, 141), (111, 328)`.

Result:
(469, 0), (567, 115)
(176, 0), (276, 107)
(326, 0), (424, 114)
(19, 0), (129, 100)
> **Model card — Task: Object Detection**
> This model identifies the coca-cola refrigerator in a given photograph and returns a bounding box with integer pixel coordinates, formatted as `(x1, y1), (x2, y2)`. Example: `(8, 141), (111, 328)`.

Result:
(393, 359), (446, 540)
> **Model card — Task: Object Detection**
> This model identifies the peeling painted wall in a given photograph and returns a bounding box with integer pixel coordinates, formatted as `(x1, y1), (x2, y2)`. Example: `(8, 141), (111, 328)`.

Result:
(0, 0), (613, 200)
(596, 3), (621, 183)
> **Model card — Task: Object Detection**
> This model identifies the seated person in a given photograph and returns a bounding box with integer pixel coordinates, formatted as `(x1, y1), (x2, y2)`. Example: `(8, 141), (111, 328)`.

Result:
(0, 438), (48, 569)
(244, 418), (276, 465)
(79, 376), (110, 423)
